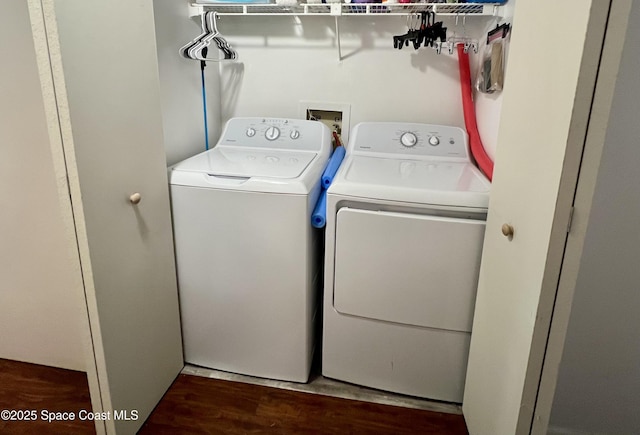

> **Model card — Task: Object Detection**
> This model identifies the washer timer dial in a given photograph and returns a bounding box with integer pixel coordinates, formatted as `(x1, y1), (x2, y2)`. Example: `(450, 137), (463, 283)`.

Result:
(400, 132), (418, 148)
(265, 126), (281, 141)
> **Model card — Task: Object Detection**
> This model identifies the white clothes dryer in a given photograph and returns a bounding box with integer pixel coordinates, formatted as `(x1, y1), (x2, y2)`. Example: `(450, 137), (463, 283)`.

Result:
(170, 117), (331, 383)
(322, 122), (490, 402)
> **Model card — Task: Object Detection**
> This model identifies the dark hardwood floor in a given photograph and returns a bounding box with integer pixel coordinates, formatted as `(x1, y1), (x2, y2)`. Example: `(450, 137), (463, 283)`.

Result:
(0, 359), (468, 434)
(0, 358), (94, 434)
(140, 375), (468, 434)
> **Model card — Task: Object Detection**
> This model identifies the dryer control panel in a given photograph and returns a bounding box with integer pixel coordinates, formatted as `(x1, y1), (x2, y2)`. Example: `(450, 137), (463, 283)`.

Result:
(350, 122), (470, 160)
(217, 117), (331, 152)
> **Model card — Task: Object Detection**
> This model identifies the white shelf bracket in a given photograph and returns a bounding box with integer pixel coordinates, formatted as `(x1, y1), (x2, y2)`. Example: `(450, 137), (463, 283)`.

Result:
(330, 2), (342, 16)
(188, 2), (203, 18)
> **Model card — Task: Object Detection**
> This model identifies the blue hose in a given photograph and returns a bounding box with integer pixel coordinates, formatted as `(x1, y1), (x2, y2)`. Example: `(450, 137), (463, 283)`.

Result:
(201, 60), (209, 150)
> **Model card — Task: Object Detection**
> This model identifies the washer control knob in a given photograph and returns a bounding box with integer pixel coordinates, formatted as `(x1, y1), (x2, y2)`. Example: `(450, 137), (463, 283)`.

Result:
(400, 132), (418, 148)
(429, 136), (440, 146)
(246, 127), (256, 137)
(265, 126), (280, 141)
(290, 130), (300, 140)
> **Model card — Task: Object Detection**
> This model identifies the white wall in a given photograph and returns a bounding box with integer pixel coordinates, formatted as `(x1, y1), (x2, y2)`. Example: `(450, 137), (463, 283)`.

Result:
(0, 0), (86, 371)
(154, 0), (222, 166)
(211, 14), (503, 156)
(475, 0), (515, 162)
(549, 1), (640, 433)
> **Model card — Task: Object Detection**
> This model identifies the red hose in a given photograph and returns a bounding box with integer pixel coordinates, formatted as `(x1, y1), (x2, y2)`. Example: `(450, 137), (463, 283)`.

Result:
(457, 44), (494, 181)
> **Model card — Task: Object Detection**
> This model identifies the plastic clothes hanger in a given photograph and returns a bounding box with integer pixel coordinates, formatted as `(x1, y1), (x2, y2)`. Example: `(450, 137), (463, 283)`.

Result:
(191, 12), (237, 61)
(180, 11), (236, 61)
(393, 14), (420, 50)
(447, 15), (477, 55)
(179, 11), (211, 59)
(413, 11), (431, 49)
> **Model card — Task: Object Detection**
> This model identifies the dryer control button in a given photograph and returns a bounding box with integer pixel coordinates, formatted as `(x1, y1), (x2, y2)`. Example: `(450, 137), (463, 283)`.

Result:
(266, 156), (280, 163)
(246, 127), (256, 137)
(290, 130), (300, 140)
(429, 136), (440, 146)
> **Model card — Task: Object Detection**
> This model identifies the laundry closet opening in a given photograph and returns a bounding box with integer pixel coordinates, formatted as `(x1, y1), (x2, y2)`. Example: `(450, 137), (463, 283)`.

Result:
(156, 0), (512, 414)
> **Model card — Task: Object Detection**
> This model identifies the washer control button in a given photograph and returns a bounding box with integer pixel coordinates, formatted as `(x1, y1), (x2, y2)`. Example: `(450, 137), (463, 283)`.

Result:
(400, 161), (415, 175)
(429, 136), (440, 146)
(290, 130), (300, 140)
(266, 156), (280, 163)
(246, 127), (256, 137)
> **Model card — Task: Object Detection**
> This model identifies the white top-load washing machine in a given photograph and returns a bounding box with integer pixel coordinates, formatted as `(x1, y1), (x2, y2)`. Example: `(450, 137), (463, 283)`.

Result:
(170, 117), (331, 383)
(322, 122), (490, 402)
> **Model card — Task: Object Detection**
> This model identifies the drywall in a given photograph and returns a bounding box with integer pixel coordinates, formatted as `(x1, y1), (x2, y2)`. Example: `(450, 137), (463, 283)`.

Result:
(154, 0), (222, 166)
(0, 0), (86, 371)
(549, 1), (640, 433)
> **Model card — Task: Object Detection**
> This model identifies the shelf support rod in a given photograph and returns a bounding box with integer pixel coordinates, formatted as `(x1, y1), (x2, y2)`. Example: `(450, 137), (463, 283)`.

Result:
(335, 16), (342, 62)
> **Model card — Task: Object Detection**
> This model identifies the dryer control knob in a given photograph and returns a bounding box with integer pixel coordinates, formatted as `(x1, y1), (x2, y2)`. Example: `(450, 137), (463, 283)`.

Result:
(265, 126), (281, 141)
(429, 136), (440, 146)
(400, 132), (418, 147)
(246, 127), (256, 137)
(290, 130), (300, 140)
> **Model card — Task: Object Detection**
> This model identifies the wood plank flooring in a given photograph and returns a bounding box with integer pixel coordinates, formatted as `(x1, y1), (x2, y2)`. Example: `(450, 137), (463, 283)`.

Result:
(0, 358), (94, 434)
(139, 374), (468, 435)
(0, 359), (468, 434)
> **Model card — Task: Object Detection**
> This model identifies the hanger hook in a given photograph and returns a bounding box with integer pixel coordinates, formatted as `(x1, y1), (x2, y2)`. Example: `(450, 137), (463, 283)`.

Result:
(206, 11), (220, 36)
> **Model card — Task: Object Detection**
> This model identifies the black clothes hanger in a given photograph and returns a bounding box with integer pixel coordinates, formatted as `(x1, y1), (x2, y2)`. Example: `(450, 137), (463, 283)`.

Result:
(393, 11), (447, 52)
(486, 22), (511, 44)
(393, 14), (421, 50)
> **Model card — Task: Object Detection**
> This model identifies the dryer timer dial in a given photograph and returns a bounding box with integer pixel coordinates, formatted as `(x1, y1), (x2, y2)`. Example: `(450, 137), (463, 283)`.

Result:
(400, 132), (418, 148)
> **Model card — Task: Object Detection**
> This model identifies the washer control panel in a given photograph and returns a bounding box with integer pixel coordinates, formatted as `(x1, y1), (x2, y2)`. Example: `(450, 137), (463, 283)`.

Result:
(351, 122), (469, 159)
(218, 117), (327, 151)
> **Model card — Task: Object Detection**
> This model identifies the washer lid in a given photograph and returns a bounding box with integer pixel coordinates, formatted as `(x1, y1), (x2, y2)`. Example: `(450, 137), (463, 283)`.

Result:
(331, 156), (490, 209)
(172, 146), (317, 179)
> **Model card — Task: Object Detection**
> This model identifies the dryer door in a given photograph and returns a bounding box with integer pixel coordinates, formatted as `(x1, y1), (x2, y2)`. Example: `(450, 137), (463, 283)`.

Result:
(333, 207), (485, 332)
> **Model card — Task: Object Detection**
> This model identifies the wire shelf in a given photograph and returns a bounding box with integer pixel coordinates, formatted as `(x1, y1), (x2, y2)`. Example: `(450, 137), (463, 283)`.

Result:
(192, 2), (501, 16)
